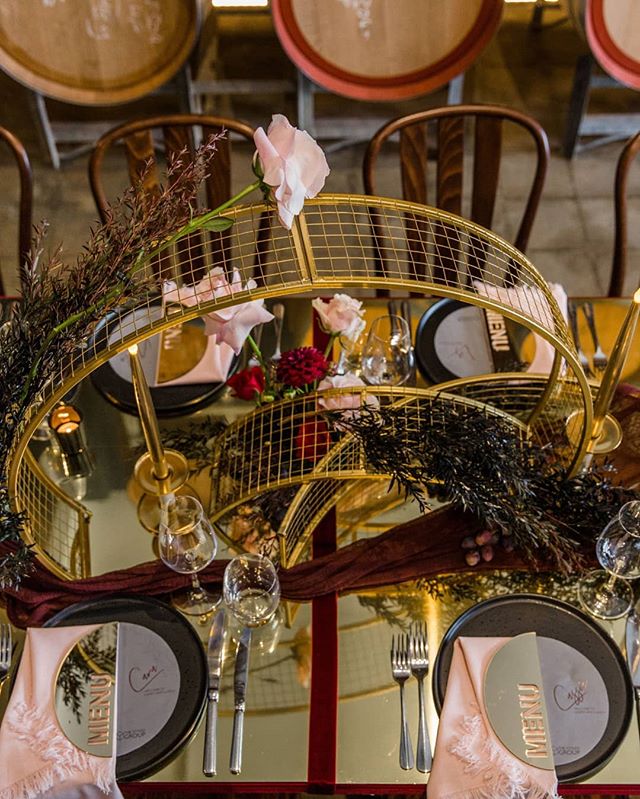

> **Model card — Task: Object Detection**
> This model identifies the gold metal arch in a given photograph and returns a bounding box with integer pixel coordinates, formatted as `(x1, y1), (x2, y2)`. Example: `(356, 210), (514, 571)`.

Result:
(7, 195), (592, 578)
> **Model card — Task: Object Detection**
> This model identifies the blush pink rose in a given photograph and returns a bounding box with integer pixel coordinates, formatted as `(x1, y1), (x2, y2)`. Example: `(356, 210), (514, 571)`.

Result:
(162, 267), (273, 355)
(317, 373), (379, 425)
(254, 114), (330, 229)
(312, 294), (366, 343)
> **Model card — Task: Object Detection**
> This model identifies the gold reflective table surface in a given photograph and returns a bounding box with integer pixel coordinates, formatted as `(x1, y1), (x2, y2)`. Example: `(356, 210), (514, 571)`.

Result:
(4, 296), (640, 791)
(25, 296), (640, 579)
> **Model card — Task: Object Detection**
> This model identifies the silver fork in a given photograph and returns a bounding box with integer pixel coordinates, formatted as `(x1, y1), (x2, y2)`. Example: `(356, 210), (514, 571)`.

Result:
(391, 634), (414, 770)
(582, 301), (608, 373)
(568, 302), (594, 378)
(409, 623), (433, 773)
(0, 624), (12, 687)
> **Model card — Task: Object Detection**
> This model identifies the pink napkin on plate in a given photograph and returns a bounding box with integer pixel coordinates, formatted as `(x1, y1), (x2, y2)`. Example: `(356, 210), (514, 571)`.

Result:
(428, 637), (558, 799)
(473, 280), (568, 374)
(0, 626), (121, 799)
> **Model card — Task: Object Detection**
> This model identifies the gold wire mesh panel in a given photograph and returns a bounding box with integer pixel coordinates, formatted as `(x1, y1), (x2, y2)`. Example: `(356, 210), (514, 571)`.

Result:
(6, 195), (592, 576)
(17, 451), (91, 578)
(208, 387), (531, 565)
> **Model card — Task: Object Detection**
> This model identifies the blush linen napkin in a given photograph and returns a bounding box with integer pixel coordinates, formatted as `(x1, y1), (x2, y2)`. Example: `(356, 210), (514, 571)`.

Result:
(428, 637), (558, 799)
(473, 280), (568, 375)
(0, 626), (122, 799)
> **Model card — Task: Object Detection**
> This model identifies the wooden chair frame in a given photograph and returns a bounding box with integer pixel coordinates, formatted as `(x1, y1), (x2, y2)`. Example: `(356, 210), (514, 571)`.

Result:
(610, 131), (640, 297)
(88, 113), (269, 282)
(0, 126), (33, 295)
(363, 103), (550, 256)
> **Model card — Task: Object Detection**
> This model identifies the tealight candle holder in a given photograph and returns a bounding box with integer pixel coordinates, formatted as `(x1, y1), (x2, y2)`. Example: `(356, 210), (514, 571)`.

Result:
(49, 404), (95, 479)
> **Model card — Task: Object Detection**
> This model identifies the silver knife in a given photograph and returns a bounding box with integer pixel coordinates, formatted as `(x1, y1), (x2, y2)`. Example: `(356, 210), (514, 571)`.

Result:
(230, 627), (252, 775)
(626, 610), (640, 742)
(203, 608), (226, 777)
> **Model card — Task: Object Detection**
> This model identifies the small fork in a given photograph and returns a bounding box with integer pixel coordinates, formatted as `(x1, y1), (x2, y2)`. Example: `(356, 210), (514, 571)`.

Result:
(0, 624), (12, 687)
(568, 302), (593, 378)
(582, 302), (608, 374)
(391, 634), (414, 770)
(409, 623), (433, 773)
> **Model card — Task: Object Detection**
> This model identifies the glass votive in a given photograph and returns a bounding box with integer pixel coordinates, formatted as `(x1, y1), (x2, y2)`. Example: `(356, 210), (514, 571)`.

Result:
(49, 404), (95, 479)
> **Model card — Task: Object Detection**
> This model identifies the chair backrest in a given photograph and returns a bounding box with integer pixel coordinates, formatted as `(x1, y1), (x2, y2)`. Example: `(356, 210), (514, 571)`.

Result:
(0, 126), (33, 296)
(610, 131), (640, 296)
(363, 104), (550, 256)
(89, 113), (268, 283)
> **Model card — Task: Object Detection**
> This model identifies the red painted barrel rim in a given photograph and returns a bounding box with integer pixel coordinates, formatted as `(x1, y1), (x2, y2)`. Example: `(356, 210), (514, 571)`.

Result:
(271, 0), (503, 101)
(587, 0), (640, 90)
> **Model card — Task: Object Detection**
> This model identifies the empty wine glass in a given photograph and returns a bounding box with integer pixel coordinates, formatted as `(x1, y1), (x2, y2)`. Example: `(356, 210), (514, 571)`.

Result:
(578, 500), (640, 619)
(223, 554), (281, 628)
(361, 315), (414, 386)
(158, 495), (219, 616)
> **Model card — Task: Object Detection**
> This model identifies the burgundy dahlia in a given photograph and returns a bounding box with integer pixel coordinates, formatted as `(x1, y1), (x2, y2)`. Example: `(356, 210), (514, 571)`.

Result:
(276, 346), (330, 388)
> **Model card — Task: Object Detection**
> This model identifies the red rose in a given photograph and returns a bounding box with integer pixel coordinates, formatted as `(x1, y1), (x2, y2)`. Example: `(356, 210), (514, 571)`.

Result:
(294, 419), (331, 463)
(227, 365), (266, 401)
(276, 346), (330, 388)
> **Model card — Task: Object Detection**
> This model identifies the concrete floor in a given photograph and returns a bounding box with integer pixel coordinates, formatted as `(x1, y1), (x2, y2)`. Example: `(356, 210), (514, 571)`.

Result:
(1, 3), (640, 297)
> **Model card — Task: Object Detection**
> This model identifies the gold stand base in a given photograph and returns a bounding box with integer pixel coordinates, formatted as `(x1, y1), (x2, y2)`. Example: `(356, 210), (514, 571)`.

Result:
(565, 409), (623, 455)
(133, 448), (192, 534)
(133, 449), (189, 494)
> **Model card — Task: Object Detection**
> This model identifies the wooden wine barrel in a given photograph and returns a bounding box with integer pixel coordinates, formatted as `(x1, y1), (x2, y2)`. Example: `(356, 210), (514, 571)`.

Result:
(0, 0), (198, 105)
(587, 0), (640, 90)
(271, 0), (502, 101)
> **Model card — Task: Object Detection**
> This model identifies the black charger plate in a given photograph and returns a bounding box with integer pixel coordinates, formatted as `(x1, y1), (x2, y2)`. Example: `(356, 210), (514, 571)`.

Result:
(414, 298), (530, 384)
(45, 595), (207, 781)
(90, 306), (236, 418)
(432, 593), (633, 782)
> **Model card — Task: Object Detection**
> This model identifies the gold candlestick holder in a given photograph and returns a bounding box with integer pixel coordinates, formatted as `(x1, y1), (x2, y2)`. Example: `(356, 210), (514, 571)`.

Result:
(128, 344), (190, 532)
(567, 289), (640, 468)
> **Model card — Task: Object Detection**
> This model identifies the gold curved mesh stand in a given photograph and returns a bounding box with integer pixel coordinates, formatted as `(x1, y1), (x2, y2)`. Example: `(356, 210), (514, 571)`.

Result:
(7, 195), (592, 577)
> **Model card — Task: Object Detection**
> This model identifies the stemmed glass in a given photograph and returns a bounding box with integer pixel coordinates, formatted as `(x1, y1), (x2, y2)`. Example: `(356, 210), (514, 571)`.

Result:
(361, 315), (414, 386)
(223, 554), (281, 628)
(158, 495), (219, 616)
(578, 500), (640, 619)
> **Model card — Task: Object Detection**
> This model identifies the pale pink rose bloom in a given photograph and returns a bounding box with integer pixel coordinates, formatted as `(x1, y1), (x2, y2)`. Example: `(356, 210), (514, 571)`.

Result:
(162, 267), (230, 307)
(312, 294), (366, 343)
(317, 373), (379, 423)
(254, 114), (330, 229)
(162, 267), (273, 355)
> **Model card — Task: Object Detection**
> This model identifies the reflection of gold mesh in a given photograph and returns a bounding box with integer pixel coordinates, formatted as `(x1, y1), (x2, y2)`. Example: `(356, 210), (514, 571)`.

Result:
(7, 195), (592, 576)
(17, 451), (90, 579)
(210, 387), (530, 565)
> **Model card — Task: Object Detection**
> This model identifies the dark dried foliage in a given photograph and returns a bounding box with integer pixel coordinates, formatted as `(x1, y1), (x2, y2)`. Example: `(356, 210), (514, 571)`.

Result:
(329, 402), (638, 573)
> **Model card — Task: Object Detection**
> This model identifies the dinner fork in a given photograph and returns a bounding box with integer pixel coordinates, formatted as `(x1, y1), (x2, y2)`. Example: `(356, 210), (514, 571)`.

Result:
(0, 624), (12, 688)
(391, 634), (414, 770)
(409, 623), (433, 773)
(568, 302), (593, 378)
(582, 301), (608, 373)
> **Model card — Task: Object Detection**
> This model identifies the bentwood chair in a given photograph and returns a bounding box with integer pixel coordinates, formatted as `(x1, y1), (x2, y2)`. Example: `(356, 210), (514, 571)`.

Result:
(609, 131), (640, 296)
(363, 104), (550, 256)
(0, 126), (33, 296)
(89, 113), (270, 282)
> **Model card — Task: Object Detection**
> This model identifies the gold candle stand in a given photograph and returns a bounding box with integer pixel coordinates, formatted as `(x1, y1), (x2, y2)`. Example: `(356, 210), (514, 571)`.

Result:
(567, 289), (640, 469)
(128, 344), (189, 531)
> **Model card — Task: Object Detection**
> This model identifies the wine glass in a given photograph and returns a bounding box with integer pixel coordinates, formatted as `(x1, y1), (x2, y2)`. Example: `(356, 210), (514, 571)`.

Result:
(223, 554), (281, 628)
(361, 315), (414, 386)
(158, 495), (219, 616)
(578, 500), (640, 619)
